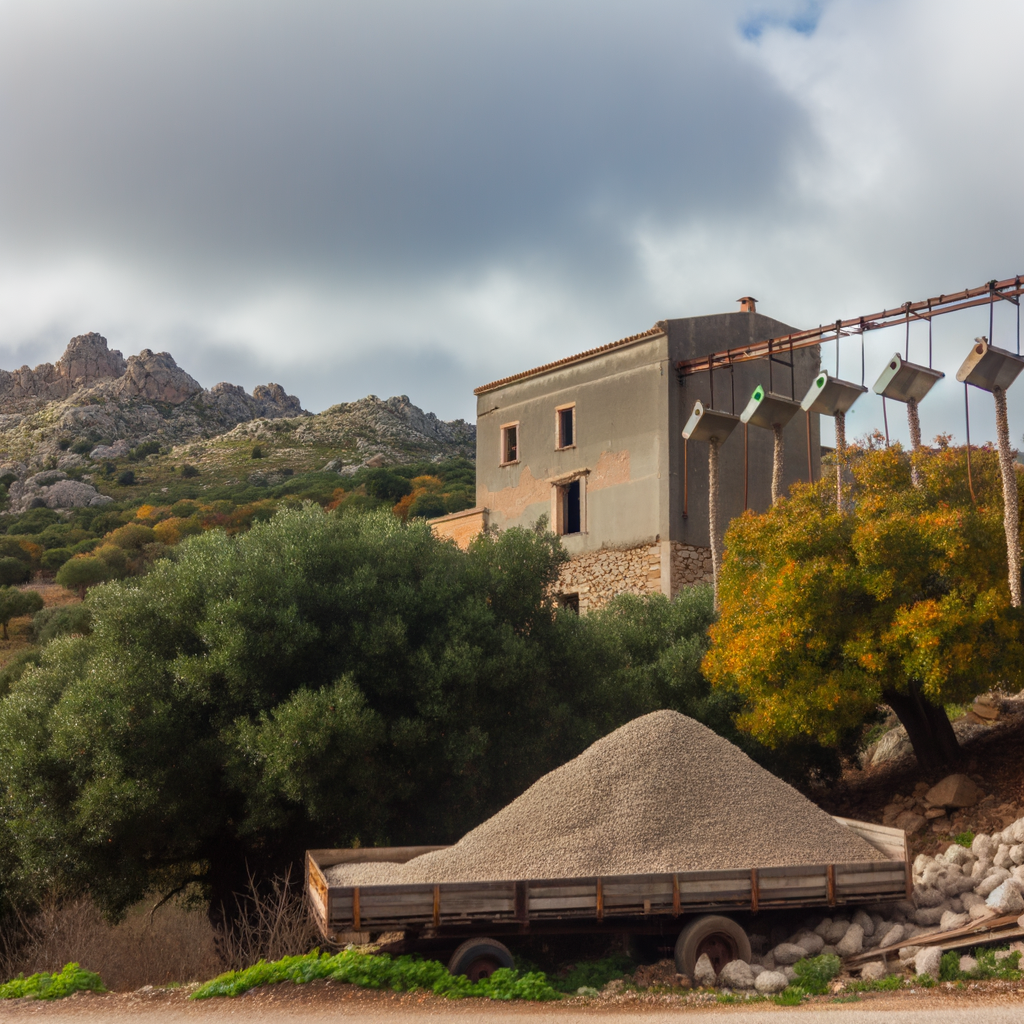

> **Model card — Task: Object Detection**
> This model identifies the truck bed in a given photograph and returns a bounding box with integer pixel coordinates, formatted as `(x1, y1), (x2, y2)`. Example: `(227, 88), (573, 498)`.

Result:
(306, 817), (909, 942)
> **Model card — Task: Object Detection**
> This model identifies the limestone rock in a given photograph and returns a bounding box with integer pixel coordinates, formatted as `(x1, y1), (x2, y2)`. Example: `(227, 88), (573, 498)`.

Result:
(754, 970), (788, 994)
(836, 924), (864, 956)
(925, 774), (982, 809)
(995, 845), (1014, 869)
(796, 932), (824, 955)
(969, 903), (994, 921)
(914, 885), (946, 908)
(977, 869), (1011, 897)
(782, 965), (797, 983)
(915, 947), (943, 979)
(878, 924), (904, 949)
(860, 961), (888, 981)
(90, 440), (131, 460)
(824, 919), (850, 944)
(895, 811), (927, 834)
(718, 960), (755, 990)
(944, 844), (974, 867)
(972, 834), (997, 860)
(987, 880), (1024, 914)
(872, 729), (914, 764)
(914, 905), (948, 926)
(813, 918), (833, 937)
(114, 350), (202, 405)
(771, 943), (807, 965)
(852, 909), (875, 937)
(939, 911), (970, 931)
(959, 955), (978, 974)
(693, 954), (716, 988)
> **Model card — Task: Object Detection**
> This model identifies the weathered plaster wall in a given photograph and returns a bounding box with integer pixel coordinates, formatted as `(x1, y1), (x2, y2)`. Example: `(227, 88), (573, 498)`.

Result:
(476, 333), (670, 553)
(429, 506), (488, 550)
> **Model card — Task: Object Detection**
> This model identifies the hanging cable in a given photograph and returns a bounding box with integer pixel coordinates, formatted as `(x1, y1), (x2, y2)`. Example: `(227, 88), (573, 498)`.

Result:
(964, 383), (976, 503)
(835, 319), (841, 378)
(928, 303), (933, 367)
(860, 320), (866, 387)
(1017, 276), (1021, 356)
(882, 396), (890, 447)
(905, 303), (911, 359)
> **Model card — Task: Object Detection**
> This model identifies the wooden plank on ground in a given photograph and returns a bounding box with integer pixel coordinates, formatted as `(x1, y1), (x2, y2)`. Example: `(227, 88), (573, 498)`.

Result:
(845, 913), (1022, 964)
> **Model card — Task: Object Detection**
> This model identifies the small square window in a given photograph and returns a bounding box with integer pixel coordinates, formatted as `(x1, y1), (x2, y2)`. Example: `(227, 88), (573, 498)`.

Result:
(556, 406), (575, 449)
(500, 423), (519, 464)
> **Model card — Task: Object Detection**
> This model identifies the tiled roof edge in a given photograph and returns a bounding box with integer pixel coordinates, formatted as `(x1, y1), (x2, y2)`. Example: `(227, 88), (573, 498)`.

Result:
(473, 325), (665, 395)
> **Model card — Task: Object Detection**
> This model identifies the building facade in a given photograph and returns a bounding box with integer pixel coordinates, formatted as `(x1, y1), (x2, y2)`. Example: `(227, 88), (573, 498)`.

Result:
(435, 305), (821, 611)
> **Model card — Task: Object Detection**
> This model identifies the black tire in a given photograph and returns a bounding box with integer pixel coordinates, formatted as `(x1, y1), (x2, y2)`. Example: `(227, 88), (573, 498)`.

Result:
(674, 915), (751, 977)
(448, 937), (515, 981)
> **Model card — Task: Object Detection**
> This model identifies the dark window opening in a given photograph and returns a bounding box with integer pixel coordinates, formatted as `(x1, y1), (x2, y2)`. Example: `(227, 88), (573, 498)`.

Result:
(563, 479), (581, 534)
(560, 593), (580, 614)
(502, 425), (518, 463)
(559, 407), (574, 447)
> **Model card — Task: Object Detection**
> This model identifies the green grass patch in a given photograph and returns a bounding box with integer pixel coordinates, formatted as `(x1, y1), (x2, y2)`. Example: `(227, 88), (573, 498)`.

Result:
(552, 954), (635, 994)
(772, 987), (805, 1005)
(952, 831), (975, 848)
(191, 949), (560, 1001)
(939, 947), (1021, 982)
(0, 962), (105, 1000)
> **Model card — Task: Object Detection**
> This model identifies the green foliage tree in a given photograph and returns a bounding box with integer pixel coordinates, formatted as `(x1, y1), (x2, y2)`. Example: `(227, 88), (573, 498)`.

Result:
(0, 587), (44, 640)
(0, 507), (764, 925)
(364, 468), (412, 502)
(407, 492), (447, 519)
(703, 442), (1024, 770)
(0, 557), (32, 586)
(54, 556), (114, 597)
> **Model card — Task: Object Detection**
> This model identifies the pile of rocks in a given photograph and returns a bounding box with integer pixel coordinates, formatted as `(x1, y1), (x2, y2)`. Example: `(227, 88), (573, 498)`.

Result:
(5, 470), (114, 512)
(879, 770), (1020, 838)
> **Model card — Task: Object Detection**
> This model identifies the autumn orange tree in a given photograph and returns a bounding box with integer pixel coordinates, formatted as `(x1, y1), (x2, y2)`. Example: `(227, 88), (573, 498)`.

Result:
(703, 439), (1024, 770)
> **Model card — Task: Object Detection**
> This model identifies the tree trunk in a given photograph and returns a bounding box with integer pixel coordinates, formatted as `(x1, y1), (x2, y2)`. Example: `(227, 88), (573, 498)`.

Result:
(772, 423), (784, 504)
(882, 681), (961, 771)
(993, 384), (1021, 607)
(709, 438), (721, 609)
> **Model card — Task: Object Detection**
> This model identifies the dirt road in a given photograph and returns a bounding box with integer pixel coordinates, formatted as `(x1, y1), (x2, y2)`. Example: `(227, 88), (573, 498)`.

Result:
(4, 984), (1024, 1023)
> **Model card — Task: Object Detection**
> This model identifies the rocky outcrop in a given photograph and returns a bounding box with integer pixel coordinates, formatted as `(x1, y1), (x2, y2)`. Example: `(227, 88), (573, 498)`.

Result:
(0, 332), (127, 407)
(113, 349), (203, 404)
(7, 471), (113, 512)
(0, 333), (310, 471)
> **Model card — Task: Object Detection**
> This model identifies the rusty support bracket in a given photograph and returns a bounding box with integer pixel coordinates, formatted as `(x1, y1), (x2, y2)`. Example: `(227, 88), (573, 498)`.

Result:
(596, 879), (604, 922)
(826, 865), (836, 907)
(353, 887), (361, 931)
(672, 874), (681, 917)
(750, 868), (759, 915)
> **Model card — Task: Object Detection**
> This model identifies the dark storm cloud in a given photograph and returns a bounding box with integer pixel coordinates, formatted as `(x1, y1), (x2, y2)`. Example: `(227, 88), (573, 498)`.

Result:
(0, 0), (809, 284)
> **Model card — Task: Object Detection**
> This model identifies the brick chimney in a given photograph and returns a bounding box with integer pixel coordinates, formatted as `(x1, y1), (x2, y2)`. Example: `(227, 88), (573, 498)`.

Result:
(737, 296), (757, 313)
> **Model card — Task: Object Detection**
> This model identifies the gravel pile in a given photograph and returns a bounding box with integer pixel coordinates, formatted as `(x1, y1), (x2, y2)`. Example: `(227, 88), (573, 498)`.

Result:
(326, 710), (883, 887)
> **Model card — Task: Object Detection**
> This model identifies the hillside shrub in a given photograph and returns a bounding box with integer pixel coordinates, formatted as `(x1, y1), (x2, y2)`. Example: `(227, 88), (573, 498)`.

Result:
(0, 558), (31, 586)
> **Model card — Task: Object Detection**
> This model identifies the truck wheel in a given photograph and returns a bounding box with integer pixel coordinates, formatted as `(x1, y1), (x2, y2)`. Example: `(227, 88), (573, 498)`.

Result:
(674, 915), (751, 977)
(448, 937), (515, 981)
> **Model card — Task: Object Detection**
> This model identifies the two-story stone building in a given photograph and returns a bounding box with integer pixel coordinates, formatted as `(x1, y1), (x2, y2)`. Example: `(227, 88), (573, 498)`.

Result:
(431, 302), (821, 611)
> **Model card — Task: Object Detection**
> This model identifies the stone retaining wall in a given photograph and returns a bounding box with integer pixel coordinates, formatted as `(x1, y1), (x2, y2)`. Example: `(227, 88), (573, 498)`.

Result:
(556, 540), (713, 613)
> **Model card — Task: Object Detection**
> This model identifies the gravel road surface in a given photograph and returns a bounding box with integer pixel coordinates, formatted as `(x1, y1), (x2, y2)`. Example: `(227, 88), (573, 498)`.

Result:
(4, 985), (1024, 1023)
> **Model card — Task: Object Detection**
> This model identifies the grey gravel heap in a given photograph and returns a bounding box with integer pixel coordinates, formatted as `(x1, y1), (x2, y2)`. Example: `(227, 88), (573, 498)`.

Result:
(327, 710), (883, 887)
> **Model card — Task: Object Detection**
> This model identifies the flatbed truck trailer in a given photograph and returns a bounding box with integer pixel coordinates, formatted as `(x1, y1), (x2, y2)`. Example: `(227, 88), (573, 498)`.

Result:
(306, 817), (908, 980)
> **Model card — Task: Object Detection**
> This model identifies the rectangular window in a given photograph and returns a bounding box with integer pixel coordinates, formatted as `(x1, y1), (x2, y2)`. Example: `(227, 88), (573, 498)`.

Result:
(500, 423), (519, 464)
(559, 593), (580, 614)
(556, 405), (575, 449)
(562, 479), (581, 534)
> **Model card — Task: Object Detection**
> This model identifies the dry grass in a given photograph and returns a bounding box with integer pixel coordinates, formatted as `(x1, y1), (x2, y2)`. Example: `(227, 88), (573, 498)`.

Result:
(0, 871), (318, 991)
(218, 868), (321, 971)
(0, 896), (219, 991)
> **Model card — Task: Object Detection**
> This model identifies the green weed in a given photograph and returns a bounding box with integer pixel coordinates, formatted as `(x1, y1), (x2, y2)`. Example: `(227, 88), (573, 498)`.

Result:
(952, 831), (975, 848)
(939, 947), (1021, 982)
(553, 954), (634, 994)
(773, 987), (805, 1005)
(792, 954), (841, 995)
(191, 949), (560, 1001)
(0, 963), (106, 1000)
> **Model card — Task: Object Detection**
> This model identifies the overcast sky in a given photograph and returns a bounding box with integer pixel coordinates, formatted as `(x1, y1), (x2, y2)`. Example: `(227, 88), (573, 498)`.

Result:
(1, 0), (1022, 447)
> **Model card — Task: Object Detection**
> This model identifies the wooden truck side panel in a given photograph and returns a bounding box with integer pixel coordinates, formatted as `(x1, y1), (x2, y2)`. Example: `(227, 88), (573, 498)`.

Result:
(306, 818), (909, 940)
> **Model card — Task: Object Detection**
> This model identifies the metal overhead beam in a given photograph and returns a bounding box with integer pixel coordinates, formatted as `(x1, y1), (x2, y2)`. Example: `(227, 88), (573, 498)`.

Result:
(676, 274), (1024, 378)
